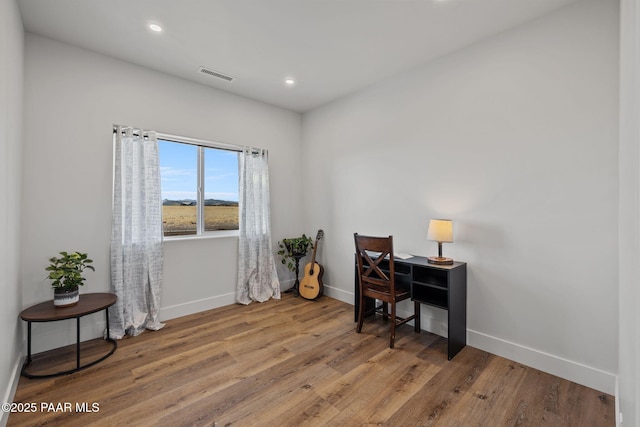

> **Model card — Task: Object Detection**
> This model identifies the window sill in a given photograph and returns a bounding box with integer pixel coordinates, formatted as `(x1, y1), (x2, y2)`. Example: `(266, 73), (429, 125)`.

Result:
(163, 230), (239, 242)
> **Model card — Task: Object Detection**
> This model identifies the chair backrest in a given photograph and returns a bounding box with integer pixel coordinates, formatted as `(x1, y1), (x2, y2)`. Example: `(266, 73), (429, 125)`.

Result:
(354, 233), (395, 293)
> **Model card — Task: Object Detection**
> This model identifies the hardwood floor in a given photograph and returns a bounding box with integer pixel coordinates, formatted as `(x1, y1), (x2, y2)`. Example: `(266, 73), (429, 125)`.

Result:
(9, 293), (614, 426)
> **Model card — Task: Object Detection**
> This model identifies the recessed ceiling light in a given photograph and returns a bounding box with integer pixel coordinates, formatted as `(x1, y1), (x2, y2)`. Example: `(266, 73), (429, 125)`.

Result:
(148, 23), (163, 33)
(284, 78), (296, 86)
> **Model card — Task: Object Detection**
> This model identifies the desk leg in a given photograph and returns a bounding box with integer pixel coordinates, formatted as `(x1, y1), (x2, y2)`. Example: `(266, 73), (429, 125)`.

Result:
(76, 317), (81, 370)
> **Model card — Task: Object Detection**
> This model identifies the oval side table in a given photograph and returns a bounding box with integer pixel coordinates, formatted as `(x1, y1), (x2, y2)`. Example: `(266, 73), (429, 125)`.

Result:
(20, 292), (117, 379)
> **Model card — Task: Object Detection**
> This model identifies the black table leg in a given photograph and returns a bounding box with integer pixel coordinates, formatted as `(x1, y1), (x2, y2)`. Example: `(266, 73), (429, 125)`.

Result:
(76, 317), (81, 370)
(26, 321), (32, 364)
(105, 309), (110, 340)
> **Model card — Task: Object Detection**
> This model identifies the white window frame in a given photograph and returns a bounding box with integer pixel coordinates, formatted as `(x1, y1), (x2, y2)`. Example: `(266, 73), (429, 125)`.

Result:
(158, 132), (241, 239)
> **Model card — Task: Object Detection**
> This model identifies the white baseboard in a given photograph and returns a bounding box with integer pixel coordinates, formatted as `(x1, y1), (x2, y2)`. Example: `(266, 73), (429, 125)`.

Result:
(323, 283), (615, 395)
(1, 353), (24, 427)
(280, 282), (354, 304)
(322, 284), (354, 305)
(615, 376), (621, 426)
(160, 292), (236, 321)
(279, 279), (295, 292)
(160, 280), (304, 320)
(468, 329), (616, 395)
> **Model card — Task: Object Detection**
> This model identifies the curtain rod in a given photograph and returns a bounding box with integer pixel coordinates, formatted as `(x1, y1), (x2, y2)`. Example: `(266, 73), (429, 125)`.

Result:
(157, 131), (245, 153)
(113, 125), (264, 154)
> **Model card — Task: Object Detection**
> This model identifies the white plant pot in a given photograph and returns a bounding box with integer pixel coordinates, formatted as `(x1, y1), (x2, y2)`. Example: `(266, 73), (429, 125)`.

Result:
(53, 286), (79, 307)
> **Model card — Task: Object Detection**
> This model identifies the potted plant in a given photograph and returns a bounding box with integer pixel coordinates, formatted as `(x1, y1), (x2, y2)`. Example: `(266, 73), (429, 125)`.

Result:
(277, 234), (313, 293)
(277, 235), (313, 272)
(46, 251), (94, 307)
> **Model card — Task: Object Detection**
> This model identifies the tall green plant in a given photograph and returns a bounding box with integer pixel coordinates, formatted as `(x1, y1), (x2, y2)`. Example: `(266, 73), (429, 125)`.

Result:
(45, 251), (95, 289)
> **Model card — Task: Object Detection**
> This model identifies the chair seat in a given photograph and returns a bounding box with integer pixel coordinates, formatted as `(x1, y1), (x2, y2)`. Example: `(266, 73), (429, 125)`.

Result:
(362, 285), (411, 300)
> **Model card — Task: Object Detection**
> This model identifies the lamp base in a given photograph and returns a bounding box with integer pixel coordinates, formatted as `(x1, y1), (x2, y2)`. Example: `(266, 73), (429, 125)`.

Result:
(427, 256), (454, 265)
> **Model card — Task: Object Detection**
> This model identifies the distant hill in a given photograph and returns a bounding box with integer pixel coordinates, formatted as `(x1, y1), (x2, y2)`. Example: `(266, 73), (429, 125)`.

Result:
(163, 199), (238, 207)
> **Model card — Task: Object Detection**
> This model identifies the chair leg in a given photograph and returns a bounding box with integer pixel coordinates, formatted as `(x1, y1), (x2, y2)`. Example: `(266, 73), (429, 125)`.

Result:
(356, 296), (365, 333)
(389, 303), (396, 349)
(382, 302), (389, 322)
(414, 301), (421, 333)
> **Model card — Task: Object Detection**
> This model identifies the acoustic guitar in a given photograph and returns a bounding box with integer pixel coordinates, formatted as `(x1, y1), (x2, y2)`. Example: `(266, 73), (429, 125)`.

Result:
(299, 230), (324, 300)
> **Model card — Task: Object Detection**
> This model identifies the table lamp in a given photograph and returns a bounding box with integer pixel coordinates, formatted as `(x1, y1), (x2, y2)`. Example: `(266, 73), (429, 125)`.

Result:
(427, 219), (454, 265)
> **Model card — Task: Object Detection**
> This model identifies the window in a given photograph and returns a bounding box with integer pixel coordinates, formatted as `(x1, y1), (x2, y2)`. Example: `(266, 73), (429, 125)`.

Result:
(159, 138), (239, 237)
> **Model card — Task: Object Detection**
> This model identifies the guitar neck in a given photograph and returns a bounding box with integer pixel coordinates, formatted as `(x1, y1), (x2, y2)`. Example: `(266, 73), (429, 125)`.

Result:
(310, 240), (318, 266)
(308, 230), (323, 272)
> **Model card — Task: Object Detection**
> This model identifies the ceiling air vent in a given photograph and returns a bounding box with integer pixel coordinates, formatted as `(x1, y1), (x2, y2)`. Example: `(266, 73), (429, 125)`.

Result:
(198, 66), (235, 82)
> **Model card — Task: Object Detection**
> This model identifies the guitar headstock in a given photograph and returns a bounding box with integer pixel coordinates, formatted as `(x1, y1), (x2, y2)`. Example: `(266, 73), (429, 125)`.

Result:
(316, 229), (324, 241)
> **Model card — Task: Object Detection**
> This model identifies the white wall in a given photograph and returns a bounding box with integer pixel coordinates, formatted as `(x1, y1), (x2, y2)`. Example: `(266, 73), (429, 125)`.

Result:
(21, 34), (304, 353)
(618, 0), (640, 424)
(302, 0), (618, 394)
(0, 0), (24, 424)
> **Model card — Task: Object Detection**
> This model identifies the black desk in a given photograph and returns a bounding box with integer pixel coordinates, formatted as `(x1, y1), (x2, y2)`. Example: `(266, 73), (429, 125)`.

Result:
(355, 255), (467, 360)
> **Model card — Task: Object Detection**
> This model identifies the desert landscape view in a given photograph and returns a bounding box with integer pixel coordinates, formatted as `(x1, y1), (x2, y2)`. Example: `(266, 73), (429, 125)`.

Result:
(162, 199), (238, 235)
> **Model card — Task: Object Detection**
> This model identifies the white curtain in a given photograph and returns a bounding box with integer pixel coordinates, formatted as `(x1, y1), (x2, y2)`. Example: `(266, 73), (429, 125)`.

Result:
(110, 126), (164, 338)
(236, 147), (280, 304)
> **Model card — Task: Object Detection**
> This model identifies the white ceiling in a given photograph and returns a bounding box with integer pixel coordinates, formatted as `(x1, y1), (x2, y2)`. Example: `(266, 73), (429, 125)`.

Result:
(18, 0), (582, 113)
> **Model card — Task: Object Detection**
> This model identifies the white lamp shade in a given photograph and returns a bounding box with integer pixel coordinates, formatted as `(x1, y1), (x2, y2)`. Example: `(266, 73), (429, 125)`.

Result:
(427, 219), (453, 243)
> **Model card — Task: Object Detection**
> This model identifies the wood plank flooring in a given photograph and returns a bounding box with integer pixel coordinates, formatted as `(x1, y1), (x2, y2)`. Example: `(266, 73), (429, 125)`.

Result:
(8, 294), (614, 426)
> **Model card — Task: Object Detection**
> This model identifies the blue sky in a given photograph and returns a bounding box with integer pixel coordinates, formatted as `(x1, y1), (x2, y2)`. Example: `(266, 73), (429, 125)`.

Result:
(159, 140), (239, 202)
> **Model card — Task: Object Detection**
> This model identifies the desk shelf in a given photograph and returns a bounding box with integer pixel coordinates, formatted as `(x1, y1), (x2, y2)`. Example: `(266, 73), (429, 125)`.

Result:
(412, 285), (448, 309)
(413, 266), (449, 288)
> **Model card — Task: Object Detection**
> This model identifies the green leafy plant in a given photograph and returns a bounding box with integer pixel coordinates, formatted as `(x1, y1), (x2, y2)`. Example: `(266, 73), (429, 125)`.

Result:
(45, 251), (95, 289)
(277, 235), (313, 272)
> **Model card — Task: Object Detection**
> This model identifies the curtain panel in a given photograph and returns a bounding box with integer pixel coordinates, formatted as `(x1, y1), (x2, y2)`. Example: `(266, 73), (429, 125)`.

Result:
(237, 148), (280, 304)
(110, 126), (164, 338)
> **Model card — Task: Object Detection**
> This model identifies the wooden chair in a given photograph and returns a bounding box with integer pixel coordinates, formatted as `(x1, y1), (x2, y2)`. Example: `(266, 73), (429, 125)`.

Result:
(354, 233), (420, 348)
